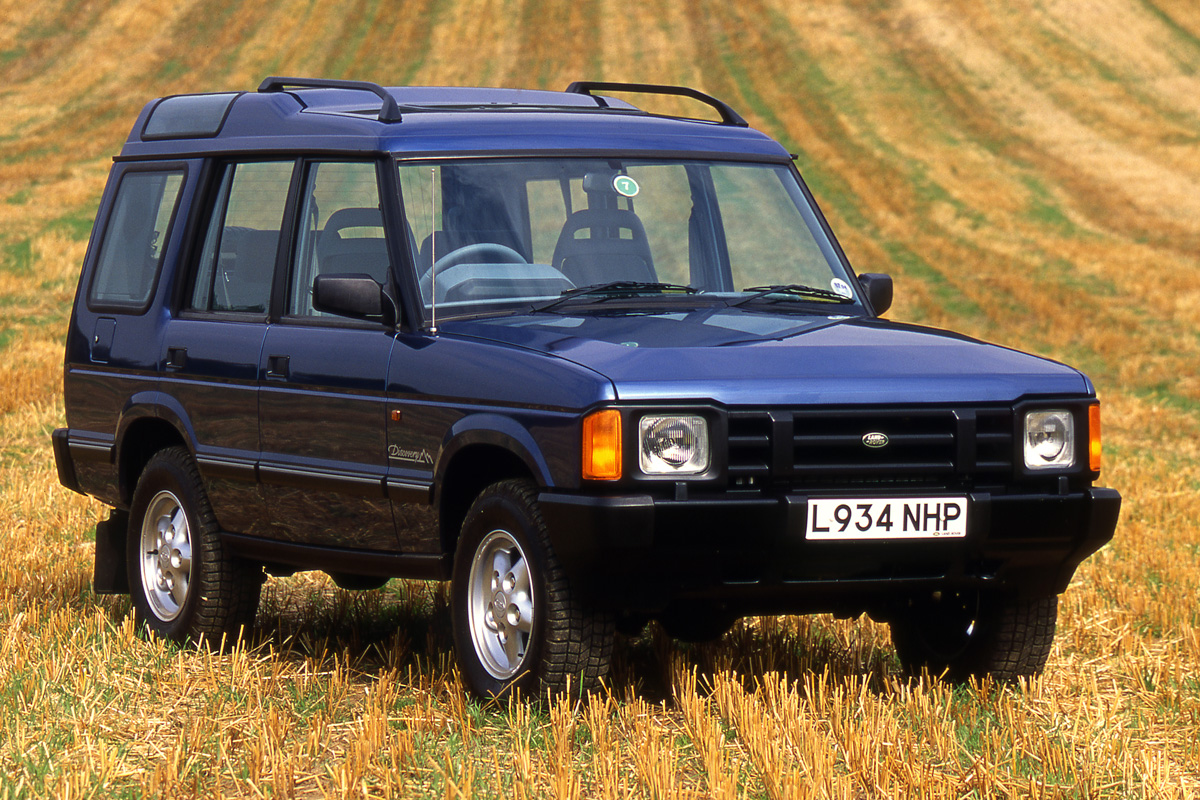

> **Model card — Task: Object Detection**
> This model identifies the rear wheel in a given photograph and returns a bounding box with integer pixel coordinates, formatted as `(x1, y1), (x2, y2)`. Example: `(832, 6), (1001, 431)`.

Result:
(889, 591), (1057, 682)
(451, 479), (613, 698)
(127, 447), (261, 646)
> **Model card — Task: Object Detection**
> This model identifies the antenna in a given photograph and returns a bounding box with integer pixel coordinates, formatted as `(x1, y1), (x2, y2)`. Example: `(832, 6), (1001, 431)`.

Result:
(429, 168), (438, 335)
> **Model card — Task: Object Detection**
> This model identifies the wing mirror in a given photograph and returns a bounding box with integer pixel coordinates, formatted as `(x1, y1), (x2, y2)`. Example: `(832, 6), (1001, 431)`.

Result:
(857, 273), (893, 316)
(312, 273), (397, 325)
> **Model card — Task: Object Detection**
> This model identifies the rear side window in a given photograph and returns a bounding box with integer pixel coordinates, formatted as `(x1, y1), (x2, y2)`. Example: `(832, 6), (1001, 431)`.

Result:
(88, 170), (184, 309)
(189, 161), (294, 313)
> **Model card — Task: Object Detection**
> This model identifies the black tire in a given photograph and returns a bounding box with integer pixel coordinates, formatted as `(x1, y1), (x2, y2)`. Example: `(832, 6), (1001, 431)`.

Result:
(126, 447), (261, 647)
(451, 479), (614, 699)
(889, 591), (1057, 683)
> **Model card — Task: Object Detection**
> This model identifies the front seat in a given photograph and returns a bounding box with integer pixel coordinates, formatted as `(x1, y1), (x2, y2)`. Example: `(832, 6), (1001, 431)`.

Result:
(551, 207), (655, 287)
(316, 207), (389, 283)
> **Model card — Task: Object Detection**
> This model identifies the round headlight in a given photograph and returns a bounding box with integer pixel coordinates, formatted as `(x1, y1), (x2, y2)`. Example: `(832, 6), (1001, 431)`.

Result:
(1024, 410), (1075, 470)
(639, 415), (709, 475)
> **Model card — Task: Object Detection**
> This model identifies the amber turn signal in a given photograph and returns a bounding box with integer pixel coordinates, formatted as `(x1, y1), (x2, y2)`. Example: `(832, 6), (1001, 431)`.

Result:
(1088, 403), (1102, 473)
(582, 409), (622, 480)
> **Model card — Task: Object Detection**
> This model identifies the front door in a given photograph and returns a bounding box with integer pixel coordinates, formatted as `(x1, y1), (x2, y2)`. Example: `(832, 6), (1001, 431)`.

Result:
(257, 161), (401, 550)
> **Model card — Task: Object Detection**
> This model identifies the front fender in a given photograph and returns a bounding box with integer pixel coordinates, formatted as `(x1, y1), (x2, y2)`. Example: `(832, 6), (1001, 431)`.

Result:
(435, 413), (554, 489)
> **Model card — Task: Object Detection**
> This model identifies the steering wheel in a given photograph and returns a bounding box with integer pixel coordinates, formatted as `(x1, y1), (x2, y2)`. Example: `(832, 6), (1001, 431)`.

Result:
(432, 242), (527, 272)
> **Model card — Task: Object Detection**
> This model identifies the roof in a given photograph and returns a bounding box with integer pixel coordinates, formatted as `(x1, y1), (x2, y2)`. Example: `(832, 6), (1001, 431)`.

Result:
(118, 78), (791, 162)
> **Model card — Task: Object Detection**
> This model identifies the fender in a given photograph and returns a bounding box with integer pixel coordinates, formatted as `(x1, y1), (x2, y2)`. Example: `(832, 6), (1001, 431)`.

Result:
(128, 391), (199, 448)
(435, 413), (555, 490)
(113, 391), (195, 455)
(112, 390), (195, 502)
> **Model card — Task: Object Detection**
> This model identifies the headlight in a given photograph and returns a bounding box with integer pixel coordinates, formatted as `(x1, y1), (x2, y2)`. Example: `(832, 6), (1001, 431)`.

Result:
(639, 415), (709, 475)
(1024, 410), (1075, 470)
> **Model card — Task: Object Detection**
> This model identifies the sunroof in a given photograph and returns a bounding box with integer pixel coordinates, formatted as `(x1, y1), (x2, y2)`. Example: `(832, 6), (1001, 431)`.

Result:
(142, 93), (240, 140)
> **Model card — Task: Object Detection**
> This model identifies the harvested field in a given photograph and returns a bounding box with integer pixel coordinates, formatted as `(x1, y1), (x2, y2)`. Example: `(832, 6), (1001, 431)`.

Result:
(1, 1), (1197, 796)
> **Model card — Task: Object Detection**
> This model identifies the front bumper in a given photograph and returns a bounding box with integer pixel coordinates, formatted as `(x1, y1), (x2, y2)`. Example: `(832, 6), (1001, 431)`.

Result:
(538, 487), (1120, 616)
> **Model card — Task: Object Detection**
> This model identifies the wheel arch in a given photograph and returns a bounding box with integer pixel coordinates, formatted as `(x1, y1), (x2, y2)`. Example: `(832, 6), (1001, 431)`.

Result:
(114, 397), (193, 507)
(434, 417), (551, 555)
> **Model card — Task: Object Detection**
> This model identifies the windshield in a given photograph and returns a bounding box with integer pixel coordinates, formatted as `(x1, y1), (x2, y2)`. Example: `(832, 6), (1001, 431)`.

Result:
(396, 157), (862, 320)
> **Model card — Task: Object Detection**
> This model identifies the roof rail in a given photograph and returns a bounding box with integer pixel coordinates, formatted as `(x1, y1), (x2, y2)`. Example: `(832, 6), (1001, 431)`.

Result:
(565, 81), (749, 127)
(258, 76), (403, 123)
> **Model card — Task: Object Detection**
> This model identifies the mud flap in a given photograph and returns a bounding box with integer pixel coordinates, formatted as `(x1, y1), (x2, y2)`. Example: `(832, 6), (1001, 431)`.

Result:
(93, 509), (130, 594)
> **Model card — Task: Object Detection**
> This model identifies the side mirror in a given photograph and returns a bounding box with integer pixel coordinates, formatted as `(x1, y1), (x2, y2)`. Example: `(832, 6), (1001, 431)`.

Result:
(858, 273), (893, 316)
(312, 273), (396, 325)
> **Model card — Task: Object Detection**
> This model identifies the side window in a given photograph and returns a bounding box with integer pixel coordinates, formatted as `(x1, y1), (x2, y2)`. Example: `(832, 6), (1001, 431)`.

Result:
(288, 162), (386, 316)
(710, 164), (832, 289)
(189, 161), (293, 313)
(398, 164), (442, 274)
(88, 170), (184, 309)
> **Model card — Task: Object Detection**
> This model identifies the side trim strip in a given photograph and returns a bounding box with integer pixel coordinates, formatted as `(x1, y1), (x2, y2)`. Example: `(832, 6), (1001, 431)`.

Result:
(386, 478), (433, 505)
(258, 464), (386, 498)
(221, 533), (450, 580)
(68, 439), (114, 462)
(197, 457), (433, 504)
(196, 455), (257, 482)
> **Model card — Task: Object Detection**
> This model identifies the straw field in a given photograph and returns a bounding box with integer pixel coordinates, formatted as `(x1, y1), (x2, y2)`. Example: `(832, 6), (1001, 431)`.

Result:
(1, 0), (1198, 796)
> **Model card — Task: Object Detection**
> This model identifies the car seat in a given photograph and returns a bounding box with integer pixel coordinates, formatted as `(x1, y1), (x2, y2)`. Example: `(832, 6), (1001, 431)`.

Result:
(316, 207), (390, 283)
(552, 207), (655, 287)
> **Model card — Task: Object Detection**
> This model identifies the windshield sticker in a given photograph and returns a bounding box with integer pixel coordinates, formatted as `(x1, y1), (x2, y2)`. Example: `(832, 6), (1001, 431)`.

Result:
(613, 175), (640, 197)
(830, 278), (853, 299)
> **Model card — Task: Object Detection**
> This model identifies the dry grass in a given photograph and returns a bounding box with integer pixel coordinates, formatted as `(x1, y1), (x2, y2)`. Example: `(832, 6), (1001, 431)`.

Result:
(2, 0), (1199, 796)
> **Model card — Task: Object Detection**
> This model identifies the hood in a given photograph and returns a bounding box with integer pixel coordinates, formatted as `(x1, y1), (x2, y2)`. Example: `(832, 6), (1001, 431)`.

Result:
(444, 308), (1090, 406)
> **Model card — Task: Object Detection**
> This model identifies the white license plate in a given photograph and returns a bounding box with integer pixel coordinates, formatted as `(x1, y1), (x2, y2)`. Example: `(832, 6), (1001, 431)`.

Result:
(805, 497), (968, 540)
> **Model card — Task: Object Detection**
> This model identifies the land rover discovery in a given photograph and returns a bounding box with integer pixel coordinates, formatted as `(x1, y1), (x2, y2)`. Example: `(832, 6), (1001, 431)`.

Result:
(53, 78), (1121, 697)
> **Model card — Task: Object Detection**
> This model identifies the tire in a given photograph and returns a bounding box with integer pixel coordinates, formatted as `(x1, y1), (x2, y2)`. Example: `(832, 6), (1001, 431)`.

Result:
(889, 591), (1057, 683)
(127, 447), (261, 647)
(451, 479), (614, 699)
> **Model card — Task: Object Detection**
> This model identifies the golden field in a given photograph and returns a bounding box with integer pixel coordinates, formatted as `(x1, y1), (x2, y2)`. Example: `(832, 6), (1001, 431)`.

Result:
(1, 0), (1198, 796)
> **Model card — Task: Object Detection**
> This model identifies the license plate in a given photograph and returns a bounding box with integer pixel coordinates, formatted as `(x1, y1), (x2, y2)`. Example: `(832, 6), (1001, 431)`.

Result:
(805, 497), (968, 540)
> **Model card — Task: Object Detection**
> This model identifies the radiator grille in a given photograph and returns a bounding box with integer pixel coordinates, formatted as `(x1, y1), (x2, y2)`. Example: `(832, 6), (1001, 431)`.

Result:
(727, 407), (1013, 491)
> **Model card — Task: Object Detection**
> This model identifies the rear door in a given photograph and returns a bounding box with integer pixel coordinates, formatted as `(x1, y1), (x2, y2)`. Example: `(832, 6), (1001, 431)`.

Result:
(65, 164), (188, 506)
(161, 160), (296, 536)
(257, 160), (401, 550)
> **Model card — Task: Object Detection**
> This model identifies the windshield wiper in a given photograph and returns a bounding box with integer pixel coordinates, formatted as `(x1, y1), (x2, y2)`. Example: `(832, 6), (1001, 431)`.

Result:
(532, 281), (699, 313)
(729, 284), (854, 307)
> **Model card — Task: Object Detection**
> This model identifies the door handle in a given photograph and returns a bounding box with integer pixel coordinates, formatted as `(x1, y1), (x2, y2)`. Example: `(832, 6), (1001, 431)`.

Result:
(166, 346), (187, 370)
(266, 354), (290, 380)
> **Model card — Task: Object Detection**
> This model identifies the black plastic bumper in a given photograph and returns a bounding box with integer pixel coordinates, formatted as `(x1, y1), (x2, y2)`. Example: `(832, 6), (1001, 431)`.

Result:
(538, 488), (1121, 616)
(51, 428), (82, 495)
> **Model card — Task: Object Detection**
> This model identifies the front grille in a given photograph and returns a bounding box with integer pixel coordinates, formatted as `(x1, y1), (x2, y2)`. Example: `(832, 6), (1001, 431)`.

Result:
(727, 407), (1013, 491)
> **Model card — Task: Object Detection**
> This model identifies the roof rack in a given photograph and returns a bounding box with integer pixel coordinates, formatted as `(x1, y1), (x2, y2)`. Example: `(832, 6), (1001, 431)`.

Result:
(565, 81), (749, 127)
(258, 76), (403, 122)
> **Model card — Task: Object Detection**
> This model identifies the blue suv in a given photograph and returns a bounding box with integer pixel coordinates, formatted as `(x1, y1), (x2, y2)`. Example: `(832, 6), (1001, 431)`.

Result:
(53, 78), (1120, 697)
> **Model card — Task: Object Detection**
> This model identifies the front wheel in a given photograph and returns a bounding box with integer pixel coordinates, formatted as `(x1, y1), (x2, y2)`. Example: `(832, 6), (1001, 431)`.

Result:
(888, 591), (1058, 683)
(127, 447), (261, 646)
(451, 480), (613, 699)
